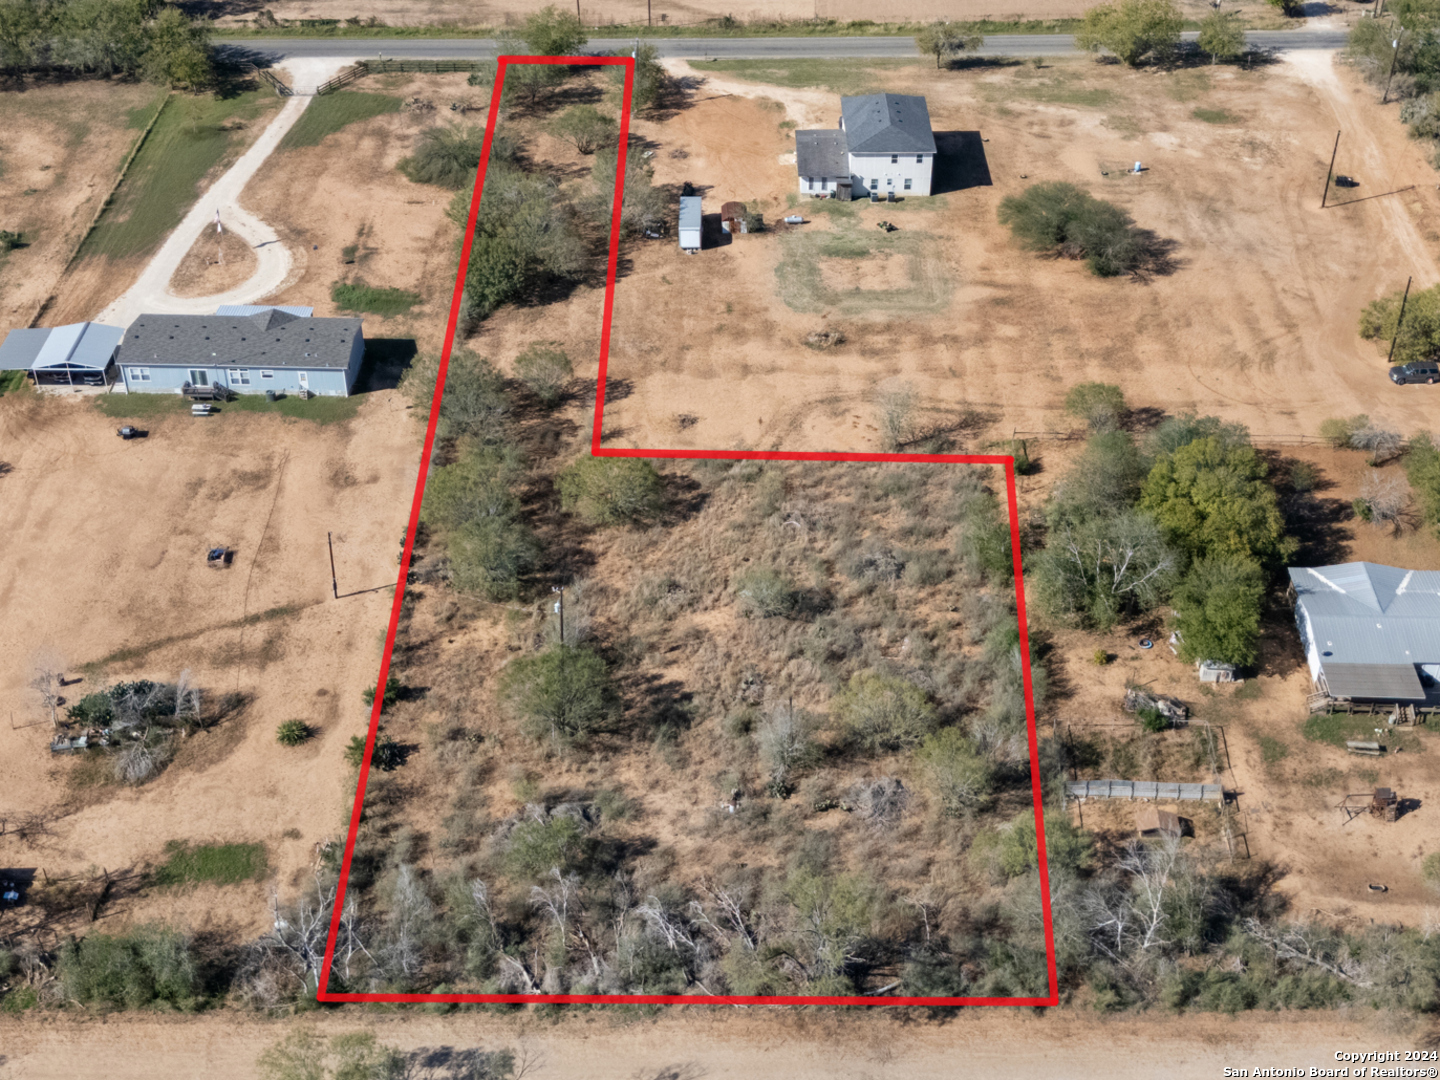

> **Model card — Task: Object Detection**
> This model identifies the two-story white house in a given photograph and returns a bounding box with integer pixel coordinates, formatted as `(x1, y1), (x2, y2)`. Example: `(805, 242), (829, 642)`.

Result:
(795, 93), (937, 200)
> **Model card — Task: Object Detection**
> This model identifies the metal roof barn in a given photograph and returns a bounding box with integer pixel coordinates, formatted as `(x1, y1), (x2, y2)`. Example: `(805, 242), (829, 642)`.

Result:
(0, 322), (122, 387)
(1290, 562), (1440, 701)
(678, 195), (702, 252)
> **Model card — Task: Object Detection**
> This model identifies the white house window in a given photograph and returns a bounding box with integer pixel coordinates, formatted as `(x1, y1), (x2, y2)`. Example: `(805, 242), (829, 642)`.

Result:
(807, 177), (814, 190)
(869, 178), (878, 190)
(188, 369), (208, 387)
(229, 368), (251, 385)
(890, 154), (898, 163)
(887, 177), (894, 187)
(127, 367), (151, 382)
(259, 370), (274, 379)
(916, 154), (923, 163)
(904, 178), (912, 190)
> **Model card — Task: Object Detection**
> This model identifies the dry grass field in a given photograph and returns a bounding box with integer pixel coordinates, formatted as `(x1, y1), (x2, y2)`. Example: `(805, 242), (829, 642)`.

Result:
(0, 81), (165, 329)
(469, 54), (1440, 456)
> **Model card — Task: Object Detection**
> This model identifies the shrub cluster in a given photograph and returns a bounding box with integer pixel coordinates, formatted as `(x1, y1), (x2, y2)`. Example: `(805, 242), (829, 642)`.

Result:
(998, 181), (1151, 276)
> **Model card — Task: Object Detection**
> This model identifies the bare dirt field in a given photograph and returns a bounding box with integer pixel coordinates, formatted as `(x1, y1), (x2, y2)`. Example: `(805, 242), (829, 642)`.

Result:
(0, 389), (421, 938)
(168, 223), (260, 298)
(538, 55), (1440, 456)
(3, 1006), (1433, 1079)
(0, 81), (163, 328)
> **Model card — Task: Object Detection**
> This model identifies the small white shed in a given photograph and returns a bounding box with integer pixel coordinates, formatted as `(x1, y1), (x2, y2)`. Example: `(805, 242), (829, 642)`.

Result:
(678, 196), (701, 252)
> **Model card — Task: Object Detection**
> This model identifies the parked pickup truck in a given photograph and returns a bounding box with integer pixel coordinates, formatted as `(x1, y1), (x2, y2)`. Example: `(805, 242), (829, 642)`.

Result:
(1389, 361), (1440, 385)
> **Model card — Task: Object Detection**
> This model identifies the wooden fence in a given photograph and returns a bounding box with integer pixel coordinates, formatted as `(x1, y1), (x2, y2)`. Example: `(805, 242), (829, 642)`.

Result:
(315, 58), (482, 94)
(248, 63), (294, 96)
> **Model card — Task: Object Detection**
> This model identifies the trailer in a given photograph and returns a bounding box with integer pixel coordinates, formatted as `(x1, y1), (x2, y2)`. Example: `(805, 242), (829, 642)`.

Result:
(679, 196), (701, 252)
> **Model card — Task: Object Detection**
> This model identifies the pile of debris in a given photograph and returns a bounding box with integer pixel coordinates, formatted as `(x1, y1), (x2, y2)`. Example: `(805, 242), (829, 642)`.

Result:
(803, 329), (846, 350)
(405, 97), (435, 113)
(1124, 686), (1189, 729)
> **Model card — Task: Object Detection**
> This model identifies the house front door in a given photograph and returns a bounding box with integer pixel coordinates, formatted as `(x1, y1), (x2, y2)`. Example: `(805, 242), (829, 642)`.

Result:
(298, 371), (309, 389)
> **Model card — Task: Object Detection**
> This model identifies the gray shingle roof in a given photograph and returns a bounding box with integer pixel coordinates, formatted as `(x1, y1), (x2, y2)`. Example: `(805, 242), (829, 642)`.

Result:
(840, 93), (936, 155)
(118, 311), (362, 370)
(1290, 562), (1440, 672)
(796, 129), (848, 177)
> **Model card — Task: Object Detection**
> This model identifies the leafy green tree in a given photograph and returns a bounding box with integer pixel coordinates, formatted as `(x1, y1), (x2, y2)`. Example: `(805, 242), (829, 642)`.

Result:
(1148, 412), (1250, 458)
(1049, 430), (1147, 526)
(398, 124), (488, 188)
(1197, 9), (1246, 63)
(1172, 555), (1266, 666)
(1064, 381), (1128, 431)
(502, 61), (567, 108)
(361, 674), (400, 712)
(499, 645), (619, 744)
(1139, 436), (1296, 568)
(513, 342), (572, 406)
(58, 925), (198, 1008)
(520, 4), (587, 55)
(505, 815), (589, 877)
(421, 445), (525, 533)
(998, 183), (1148, 276)
(610, 43), (666, 112)
(141, 6), (213, 88)
(589, 143), (668, 238)
(915, 22), (985, 68)
(557, 456), (664, 525)
(833, 670), (937, 753)
(1359, 281), (1440, 366)
(915, 727), (993, 816)
(1033, 509), (1176, 627)
(453, 160), (585, 325)
(993, 813), (1093, 878)
(550, 104), (617, 154)
(1266, 0), (1304, 16)
(1406, 432), (1440, 531)
(438, 352), (511, 441)
(450, 516), (539, 599)
(1076, 0), (1183, 66)
(276, 719), (312, 746)
(783, 867), (878, 986)
(258, 1031), (408, 1080)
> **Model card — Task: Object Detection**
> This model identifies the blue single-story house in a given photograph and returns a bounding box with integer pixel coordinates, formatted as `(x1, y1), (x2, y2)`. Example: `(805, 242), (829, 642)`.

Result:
(0, 321), (123, 387)
(115, 306), (365, 397)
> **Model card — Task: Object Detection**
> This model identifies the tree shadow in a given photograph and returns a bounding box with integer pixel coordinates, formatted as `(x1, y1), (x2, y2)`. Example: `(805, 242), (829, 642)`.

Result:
(1129, 230), (1183, 280)
(932, 132), (992, 195)
(357, 337), (417, 393)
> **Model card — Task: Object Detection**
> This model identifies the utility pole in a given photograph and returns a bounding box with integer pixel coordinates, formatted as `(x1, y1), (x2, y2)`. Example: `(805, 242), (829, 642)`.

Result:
(575, 0), (581, 23)
(1388, 275), (1413, 365)
(327, 531), (338, 599)
(553, 585), (565, 644)
(1383, 30), (1404, 104)
(648, 0), (652, 26)
(1320, 130), (1340, 209)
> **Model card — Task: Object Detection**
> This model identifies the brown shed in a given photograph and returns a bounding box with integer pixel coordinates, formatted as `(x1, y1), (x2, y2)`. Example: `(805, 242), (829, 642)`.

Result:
(1136, 807), (1190, 838)
(720, 201), (747, 234)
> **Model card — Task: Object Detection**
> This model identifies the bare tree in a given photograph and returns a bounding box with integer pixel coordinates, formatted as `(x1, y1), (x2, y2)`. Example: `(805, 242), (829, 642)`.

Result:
(385, 864), (435, 979)
(238, 874), (373, 1005)
(29, 651), (64, 729)
(690, 879), (757, 952)
(755, 702), (818, 793)
(1084, 837), (1184, 966)
(1349, 423), (1404, 465)
(1242, 918), (1372, 987)
(1357, 472), (1409, 532)
(636, 895), (697, 953)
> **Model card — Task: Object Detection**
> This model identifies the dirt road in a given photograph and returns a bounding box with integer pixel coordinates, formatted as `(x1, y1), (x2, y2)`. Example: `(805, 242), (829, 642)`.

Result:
(3, 1008), (1425, 1079)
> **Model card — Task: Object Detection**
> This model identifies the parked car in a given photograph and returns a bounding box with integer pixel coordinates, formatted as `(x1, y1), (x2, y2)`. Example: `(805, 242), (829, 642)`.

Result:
(1390, 361), (1440, 385)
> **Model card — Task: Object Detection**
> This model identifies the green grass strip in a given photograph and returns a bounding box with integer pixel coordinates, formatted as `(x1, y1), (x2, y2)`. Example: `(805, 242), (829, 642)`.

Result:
(331, 280), (421, 316)
(80, 91), (280, 262)
(279, 90), (403, 151)
(152, 841), (268, 886)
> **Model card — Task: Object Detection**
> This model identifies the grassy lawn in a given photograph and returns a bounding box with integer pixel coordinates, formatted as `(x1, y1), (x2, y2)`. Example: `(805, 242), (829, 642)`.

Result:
(1193, 107), (1241, 124)
(223, 392), (362, 423)
(703, 58), (919, 95)
(152, 841), (268, 886)
(80, 91), (281, 262)
(1301, 711), (1425, 754)
(331, 280), (420, 316)
(0, 370), (29, 396)
(279, 90), (403, 151)
(1256, 734), (1289, 767)
(94, 393), (190, 419)
(774, 224), (950, 316)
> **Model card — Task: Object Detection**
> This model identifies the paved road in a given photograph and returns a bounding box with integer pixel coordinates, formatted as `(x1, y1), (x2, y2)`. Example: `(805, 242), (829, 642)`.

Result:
(218, 29), (1350, 62)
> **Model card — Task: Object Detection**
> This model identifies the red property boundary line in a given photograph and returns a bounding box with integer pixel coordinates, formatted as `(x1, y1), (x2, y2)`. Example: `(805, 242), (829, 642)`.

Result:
(319, 54), (1059, 1008)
